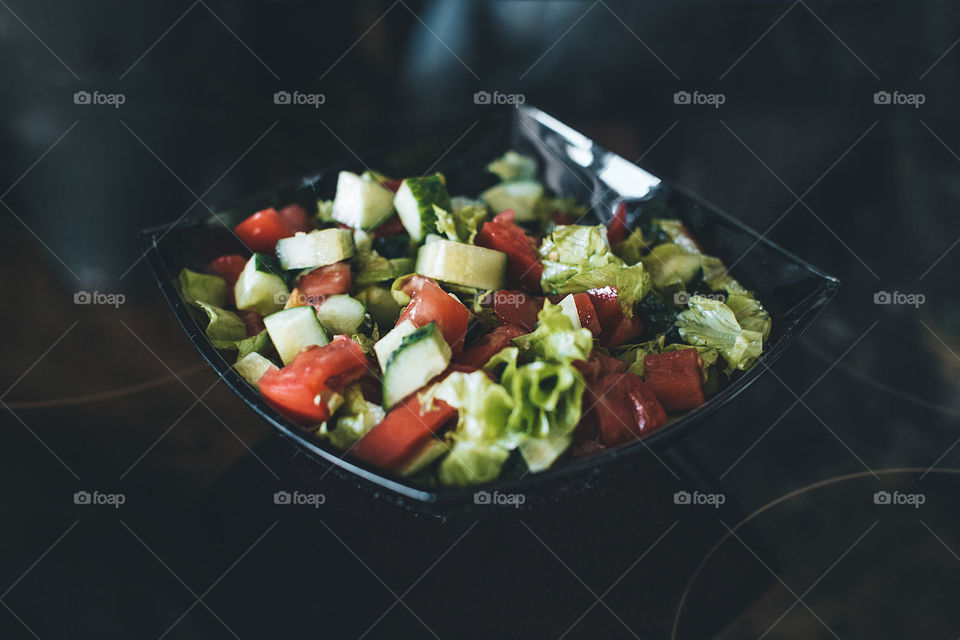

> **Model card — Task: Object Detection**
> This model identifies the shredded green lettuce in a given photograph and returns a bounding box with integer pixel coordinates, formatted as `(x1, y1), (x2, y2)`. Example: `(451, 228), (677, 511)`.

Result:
(236, 330), (271, 359)
(725, 293), (772, 341)
(675, 296), (763, 373)
(698, 255), (749, 295)
(536, 196), (588, 221)
(539, 224), (621, 292)
(641, 243), (702, 293)
(318, 384), (384, 450)
(512, 300), (593, 363)
(421, 371), (515, 487)
(484, 348), (585, 472)
(487, 151), (537, 182)
(553, 262), (650, 317)
(178, 268), (227, 308)
(433, 199), (488, 244)
(612, 228), (649, 265)
(195, 302), (248, 349)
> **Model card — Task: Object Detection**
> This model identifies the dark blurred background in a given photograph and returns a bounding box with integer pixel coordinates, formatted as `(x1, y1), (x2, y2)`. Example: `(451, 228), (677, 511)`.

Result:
(2, 1), (960, 638)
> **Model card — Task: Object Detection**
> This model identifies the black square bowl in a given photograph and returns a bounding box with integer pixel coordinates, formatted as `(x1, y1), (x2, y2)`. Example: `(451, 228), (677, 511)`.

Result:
(141, 105), (838, 510)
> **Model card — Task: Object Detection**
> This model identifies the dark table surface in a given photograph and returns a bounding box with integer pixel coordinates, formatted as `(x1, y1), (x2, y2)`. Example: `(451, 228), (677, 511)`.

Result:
(2, 2), (960, 638)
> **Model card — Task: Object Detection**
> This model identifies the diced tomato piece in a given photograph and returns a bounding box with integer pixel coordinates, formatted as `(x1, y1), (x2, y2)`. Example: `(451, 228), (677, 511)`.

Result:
(476, 218), (543, 292)
(572, 293), (602, 336)
(234, 208), (296, 254)
(238, 309), (265, 336)
(350, 395), (458, 473)
(454, 323), (526, 369)
(643, 349), (706, 412)
(586, 373), (667, 446)
(587, 286), (644, 346)
(492, 290), (542, 332)
(493, 209), (515, 224)
(276, 203), (311, 234)
(397, 276), (470, 355)
(209, 254), (247, 287)
(607, 202), (629, 245)
(573, 350), (630, 384)
(258, 336), (370, 425)
(295, 262), (352, 309)
(372, 215), (406, 237)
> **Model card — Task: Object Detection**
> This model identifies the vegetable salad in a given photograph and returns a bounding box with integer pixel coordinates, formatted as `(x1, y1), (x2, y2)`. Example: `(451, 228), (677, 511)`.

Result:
(177, 152), (771, 487)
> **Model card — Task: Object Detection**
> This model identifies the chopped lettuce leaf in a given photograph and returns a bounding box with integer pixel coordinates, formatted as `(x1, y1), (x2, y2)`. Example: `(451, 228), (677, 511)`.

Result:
(438, 440), (512, 487)
(195, 302), (248, 349)
(512, 301), (593, 363)
(725, 293), (772, 341)
(421, 371), (515, 487)
(553, 263), (650, 317)
(318, 384), (384, 450)
(698, 255), (749, 295)
(539, 224), (621, 292)
(487, 151), (537, 182)
(433, 199), (488, 244)
(484, 348), (585, 472)
(675, 296), (763, 373)
(641, 243), (703, 293)
(236, 330), (271, 359)
(178, 268), (227, 308)
(612, 228), (649, 265)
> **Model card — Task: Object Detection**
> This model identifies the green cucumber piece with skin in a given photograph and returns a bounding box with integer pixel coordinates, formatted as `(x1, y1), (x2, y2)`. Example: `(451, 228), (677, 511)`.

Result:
(394, 174), (451, 241)
(233, 352), (277, 386)
(355, 285), (402, 329)
(276, 228), (355, 270)
(315, 295), (366, 335)
(331, 171), (395, 230)
(263, 306), (330, 365)
(415, 239), (507, 291)
(373, 319), (418, 372)
(557, 294), (582, 329)
(382, 322), (452, 408)
(480, 181), (544, 222)
(234, 253), (289, 316)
